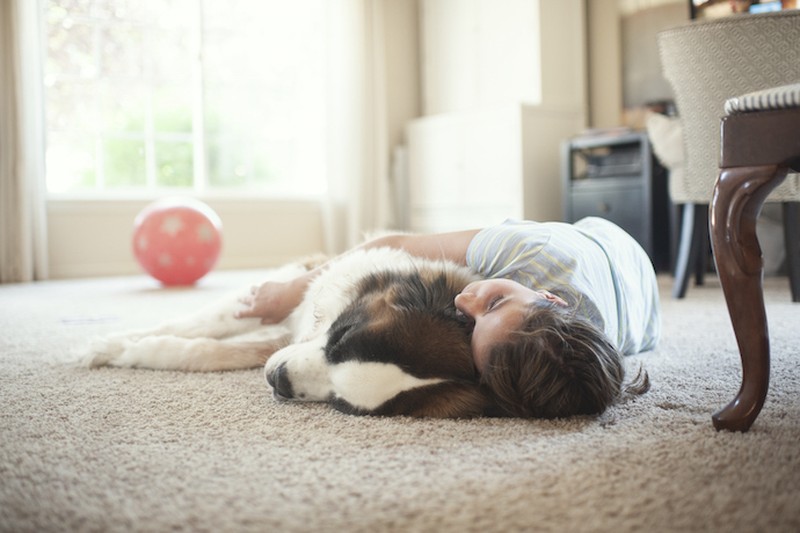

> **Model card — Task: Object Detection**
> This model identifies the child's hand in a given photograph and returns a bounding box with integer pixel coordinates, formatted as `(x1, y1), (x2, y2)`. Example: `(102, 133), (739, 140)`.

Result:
(234, 279), (304, 324)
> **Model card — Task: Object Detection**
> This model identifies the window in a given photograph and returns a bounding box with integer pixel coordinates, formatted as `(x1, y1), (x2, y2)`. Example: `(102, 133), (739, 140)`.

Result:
(43, 0), (328, 196)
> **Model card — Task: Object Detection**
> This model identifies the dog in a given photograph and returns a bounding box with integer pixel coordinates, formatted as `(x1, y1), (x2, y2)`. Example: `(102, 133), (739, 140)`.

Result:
(81, 247), (497, 418)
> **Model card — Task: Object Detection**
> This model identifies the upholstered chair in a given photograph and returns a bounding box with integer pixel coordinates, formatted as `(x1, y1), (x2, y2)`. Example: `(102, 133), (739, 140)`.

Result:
(657, 10), (800, 299)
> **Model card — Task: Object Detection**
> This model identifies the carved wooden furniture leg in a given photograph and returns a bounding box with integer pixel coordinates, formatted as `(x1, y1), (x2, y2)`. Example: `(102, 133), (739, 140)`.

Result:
(710, 100), (800, 432)
(710, 165), (788, 432)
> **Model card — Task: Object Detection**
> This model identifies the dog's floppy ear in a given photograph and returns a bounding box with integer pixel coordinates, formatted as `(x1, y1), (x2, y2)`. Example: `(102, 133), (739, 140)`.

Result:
(373, 382), (494, 419)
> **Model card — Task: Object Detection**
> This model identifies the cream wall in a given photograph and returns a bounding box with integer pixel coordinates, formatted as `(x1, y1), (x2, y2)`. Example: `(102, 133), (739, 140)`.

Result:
(46, 0), (621, 280)
(538, 0), (587, 114)
(587, 0), (623, 128)
(419, 0), (542, 114)
(406, 0), (587, 232)
(383, 0), (421, 149)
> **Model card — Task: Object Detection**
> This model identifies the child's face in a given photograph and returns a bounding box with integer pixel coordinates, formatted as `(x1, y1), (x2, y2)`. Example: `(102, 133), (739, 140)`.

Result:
(454, 279), (567, 373)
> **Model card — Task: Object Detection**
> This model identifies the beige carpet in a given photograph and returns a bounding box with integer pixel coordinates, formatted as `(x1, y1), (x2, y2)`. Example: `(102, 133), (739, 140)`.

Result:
(1, 270), (798, 532)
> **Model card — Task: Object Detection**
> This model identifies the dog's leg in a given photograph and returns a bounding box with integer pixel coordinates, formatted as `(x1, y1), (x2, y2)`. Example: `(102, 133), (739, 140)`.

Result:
(130, 294), (263, 341)
(78, 287), (265, 363)
(113, 278), (291, 341)
(87, 334), (290, 372)
(79, 307), (279, 369)
(103, 262), (310, 342)
(79, 262), (311, 368)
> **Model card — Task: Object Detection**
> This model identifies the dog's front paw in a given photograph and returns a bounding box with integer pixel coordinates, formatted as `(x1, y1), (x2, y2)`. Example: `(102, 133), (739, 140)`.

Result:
(79, 335), (135, 368)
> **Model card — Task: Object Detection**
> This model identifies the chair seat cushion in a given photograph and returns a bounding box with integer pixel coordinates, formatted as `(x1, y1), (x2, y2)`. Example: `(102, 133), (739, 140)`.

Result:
(725, 83), (800, 115)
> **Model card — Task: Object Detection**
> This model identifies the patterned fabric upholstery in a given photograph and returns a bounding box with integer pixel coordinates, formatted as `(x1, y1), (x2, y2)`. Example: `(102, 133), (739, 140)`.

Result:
(657, 11), (800, 203)
(725, 83), (800, 115)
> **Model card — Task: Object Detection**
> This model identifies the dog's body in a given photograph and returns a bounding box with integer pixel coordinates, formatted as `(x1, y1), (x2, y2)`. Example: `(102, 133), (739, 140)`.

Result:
(83, 248), (495, 418)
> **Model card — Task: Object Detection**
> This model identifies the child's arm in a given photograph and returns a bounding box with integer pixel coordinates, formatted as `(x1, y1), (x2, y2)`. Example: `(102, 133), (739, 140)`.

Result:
(234, 229), (481, 324)
(362, 229), (480, 265)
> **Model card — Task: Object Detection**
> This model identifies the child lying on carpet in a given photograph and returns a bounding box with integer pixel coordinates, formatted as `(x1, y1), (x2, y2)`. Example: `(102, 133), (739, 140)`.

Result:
(237, 217), (659, 418)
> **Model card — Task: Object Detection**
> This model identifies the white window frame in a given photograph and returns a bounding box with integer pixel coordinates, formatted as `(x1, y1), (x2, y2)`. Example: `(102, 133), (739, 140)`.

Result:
(42, 0), (328, 201)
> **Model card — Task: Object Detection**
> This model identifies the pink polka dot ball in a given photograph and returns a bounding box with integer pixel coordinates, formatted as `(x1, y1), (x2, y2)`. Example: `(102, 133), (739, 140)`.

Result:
(132, 197), (223, 286)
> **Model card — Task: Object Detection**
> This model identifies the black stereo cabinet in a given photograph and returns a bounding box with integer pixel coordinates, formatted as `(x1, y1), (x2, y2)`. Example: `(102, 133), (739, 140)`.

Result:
(561, 130), (671, 271)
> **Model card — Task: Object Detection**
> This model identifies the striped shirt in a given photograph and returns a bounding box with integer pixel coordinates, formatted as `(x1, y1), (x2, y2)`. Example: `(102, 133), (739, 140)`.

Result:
(466, 217), (660, 354)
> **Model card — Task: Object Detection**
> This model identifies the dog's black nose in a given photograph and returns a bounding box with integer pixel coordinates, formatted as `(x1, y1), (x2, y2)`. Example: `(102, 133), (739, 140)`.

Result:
(267, 362), (294, 400)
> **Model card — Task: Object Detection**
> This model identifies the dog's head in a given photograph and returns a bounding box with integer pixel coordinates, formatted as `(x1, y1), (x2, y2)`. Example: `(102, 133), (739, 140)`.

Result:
(321, 267), (495, 418)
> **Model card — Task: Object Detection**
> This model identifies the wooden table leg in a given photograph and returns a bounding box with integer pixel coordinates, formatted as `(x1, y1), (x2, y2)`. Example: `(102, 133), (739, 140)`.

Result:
(709, 164), (789, 431)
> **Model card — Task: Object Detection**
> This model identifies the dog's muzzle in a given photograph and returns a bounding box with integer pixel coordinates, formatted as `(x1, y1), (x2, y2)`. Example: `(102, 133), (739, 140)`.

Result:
(266, 362), (294, 400)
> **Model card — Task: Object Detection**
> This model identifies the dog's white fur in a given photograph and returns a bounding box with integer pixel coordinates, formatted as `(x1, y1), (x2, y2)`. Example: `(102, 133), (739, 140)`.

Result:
(81, 247), (462, 410)
(329, 362), (444, 411)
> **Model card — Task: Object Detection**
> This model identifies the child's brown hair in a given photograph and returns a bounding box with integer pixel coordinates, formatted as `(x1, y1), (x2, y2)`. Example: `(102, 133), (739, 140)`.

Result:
(479, 302), (649, 419)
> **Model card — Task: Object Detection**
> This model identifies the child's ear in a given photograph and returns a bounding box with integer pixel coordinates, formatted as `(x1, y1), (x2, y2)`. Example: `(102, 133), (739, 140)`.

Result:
(541, 290), (569, 307)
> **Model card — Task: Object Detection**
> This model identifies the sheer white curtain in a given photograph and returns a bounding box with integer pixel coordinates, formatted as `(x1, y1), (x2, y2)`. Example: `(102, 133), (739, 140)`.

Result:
(0, 0), (48, 283)
(323, 0), (394, 254)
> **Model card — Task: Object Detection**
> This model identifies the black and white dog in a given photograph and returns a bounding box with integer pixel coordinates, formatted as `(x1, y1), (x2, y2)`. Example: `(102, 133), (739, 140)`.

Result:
(82, 248), (496, 418)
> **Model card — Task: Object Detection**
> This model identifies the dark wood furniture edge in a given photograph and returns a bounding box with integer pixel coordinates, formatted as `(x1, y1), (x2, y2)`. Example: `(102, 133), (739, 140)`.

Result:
(710, 108), (798, 431)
